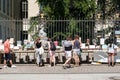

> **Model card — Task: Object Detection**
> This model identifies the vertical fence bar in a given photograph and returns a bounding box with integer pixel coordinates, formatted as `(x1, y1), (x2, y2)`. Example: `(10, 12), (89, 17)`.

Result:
(0, 19), (120, 48)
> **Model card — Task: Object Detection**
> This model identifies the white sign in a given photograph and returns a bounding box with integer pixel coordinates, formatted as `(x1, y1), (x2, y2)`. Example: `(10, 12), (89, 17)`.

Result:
(0, 40), (2, 44)
(10, 38), (14, 44)
(115, 31), (120, 35)
(100, 38), (105, 45)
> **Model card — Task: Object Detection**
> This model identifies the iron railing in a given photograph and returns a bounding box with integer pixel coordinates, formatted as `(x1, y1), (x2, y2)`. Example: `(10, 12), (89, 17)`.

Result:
(0, 19), (120, 46)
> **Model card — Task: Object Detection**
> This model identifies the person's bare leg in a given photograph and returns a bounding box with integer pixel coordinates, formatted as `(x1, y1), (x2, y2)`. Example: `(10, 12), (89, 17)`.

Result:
(50, 56), (52, 66)
(108, 56), (110, 65)
(9, 60), (13, 66)
(108, 54), (111, 66)
(68, 60), (71, 67)
(76, 55), (79, 66)
(64, 57), (71, 66)
(74, 56), (76, 65)
(49, 51), (53, 66)
(4, 60), (7, 66)
(74, 54), (78, 66)
(53, 55), (56, 66)
(112, 55), (114, 66)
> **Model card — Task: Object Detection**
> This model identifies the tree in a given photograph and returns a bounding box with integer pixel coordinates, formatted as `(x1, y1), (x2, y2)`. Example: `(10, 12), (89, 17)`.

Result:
(36, 0), (96, 19)
(29, 0), (97, 42)
(97, 0), (120, 20)
(96, 0), (120, 37)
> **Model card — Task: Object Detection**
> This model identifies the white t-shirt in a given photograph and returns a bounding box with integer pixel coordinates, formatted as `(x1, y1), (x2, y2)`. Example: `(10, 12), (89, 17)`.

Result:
(64, 40), (72, 47)
(108, 44), (117, 53)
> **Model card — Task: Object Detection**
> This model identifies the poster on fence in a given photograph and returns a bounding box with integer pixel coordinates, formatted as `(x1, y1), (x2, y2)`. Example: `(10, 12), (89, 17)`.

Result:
(100, 38), (105, 45)
(0, 40), (4, 50)
(94, 51), (120, 63)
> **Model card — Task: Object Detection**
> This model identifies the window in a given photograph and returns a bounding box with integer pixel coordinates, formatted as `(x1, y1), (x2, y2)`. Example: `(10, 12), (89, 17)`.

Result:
(7, 0), (9, 15)
(3, 0), (5, 13)
(21, 31), (28, 41)
(21, 0), (28, 18)
(0, 0), (1, 10)
(10, 0), (12, 17)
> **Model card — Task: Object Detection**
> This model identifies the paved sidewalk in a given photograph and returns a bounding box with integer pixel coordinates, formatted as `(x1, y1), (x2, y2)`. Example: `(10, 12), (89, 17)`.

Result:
(0, 64), (120, 74)
(0, 74), (120, 80)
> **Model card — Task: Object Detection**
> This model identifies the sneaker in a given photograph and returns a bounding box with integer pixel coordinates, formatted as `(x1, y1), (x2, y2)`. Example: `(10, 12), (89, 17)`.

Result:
(67, 65), (72, 68)
(3, 65), (7, 68)
(11, 65), (16, 68)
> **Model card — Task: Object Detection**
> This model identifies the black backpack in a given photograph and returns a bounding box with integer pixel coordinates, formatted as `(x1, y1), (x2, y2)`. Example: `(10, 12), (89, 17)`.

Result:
(50, 41), (56, 51)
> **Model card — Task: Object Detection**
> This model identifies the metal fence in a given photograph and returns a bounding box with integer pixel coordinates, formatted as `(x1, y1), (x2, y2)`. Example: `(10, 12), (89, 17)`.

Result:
(0, 19), (120, 46)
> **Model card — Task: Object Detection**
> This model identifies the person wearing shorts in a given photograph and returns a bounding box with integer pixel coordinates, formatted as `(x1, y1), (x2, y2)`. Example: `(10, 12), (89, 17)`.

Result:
(72, 35), (82, 67)
(48, 38), (56, 67)
(63, 36), (72, 69)
(3, 37), (16, 68)
(107, 41), (117, 67)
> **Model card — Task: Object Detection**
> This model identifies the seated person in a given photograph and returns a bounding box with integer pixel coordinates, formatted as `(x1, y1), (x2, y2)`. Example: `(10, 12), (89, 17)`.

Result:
(25, 41), (31, 49)
(85, 39), (90, 47)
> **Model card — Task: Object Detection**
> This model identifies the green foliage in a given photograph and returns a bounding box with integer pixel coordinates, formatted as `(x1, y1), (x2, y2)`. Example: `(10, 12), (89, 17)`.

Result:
(51, 19), (78, 40)
(36, 0), (96, 19)
(52, 32), (67, 40)
(97, 0), (120, 20)
(36, 0), (96, 40)
(28, 19), (39, 40)
(73, 0), (96, 18)
(67, 19), (77, 36)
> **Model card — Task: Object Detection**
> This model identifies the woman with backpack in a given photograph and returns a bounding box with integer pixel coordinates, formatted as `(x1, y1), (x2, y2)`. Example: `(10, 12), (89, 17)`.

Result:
(48, 38), (56, 67)
(107, 40), (117, 67)
(72, 35), (82, 67)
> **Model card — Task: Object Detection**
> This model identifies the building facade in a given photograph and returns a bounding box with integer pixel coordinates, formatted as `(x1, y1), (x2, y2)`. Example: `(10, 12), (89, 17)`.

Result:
(0, 0), (22, 41)
(22, 0), (39, 41)
(0, 0), (40, 42)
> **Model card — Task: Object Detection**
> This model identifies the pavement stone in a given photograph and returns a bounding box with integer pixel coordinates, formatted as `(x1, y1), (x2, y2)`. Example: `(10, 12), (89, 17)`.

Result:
(0, 63), (120, 74)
